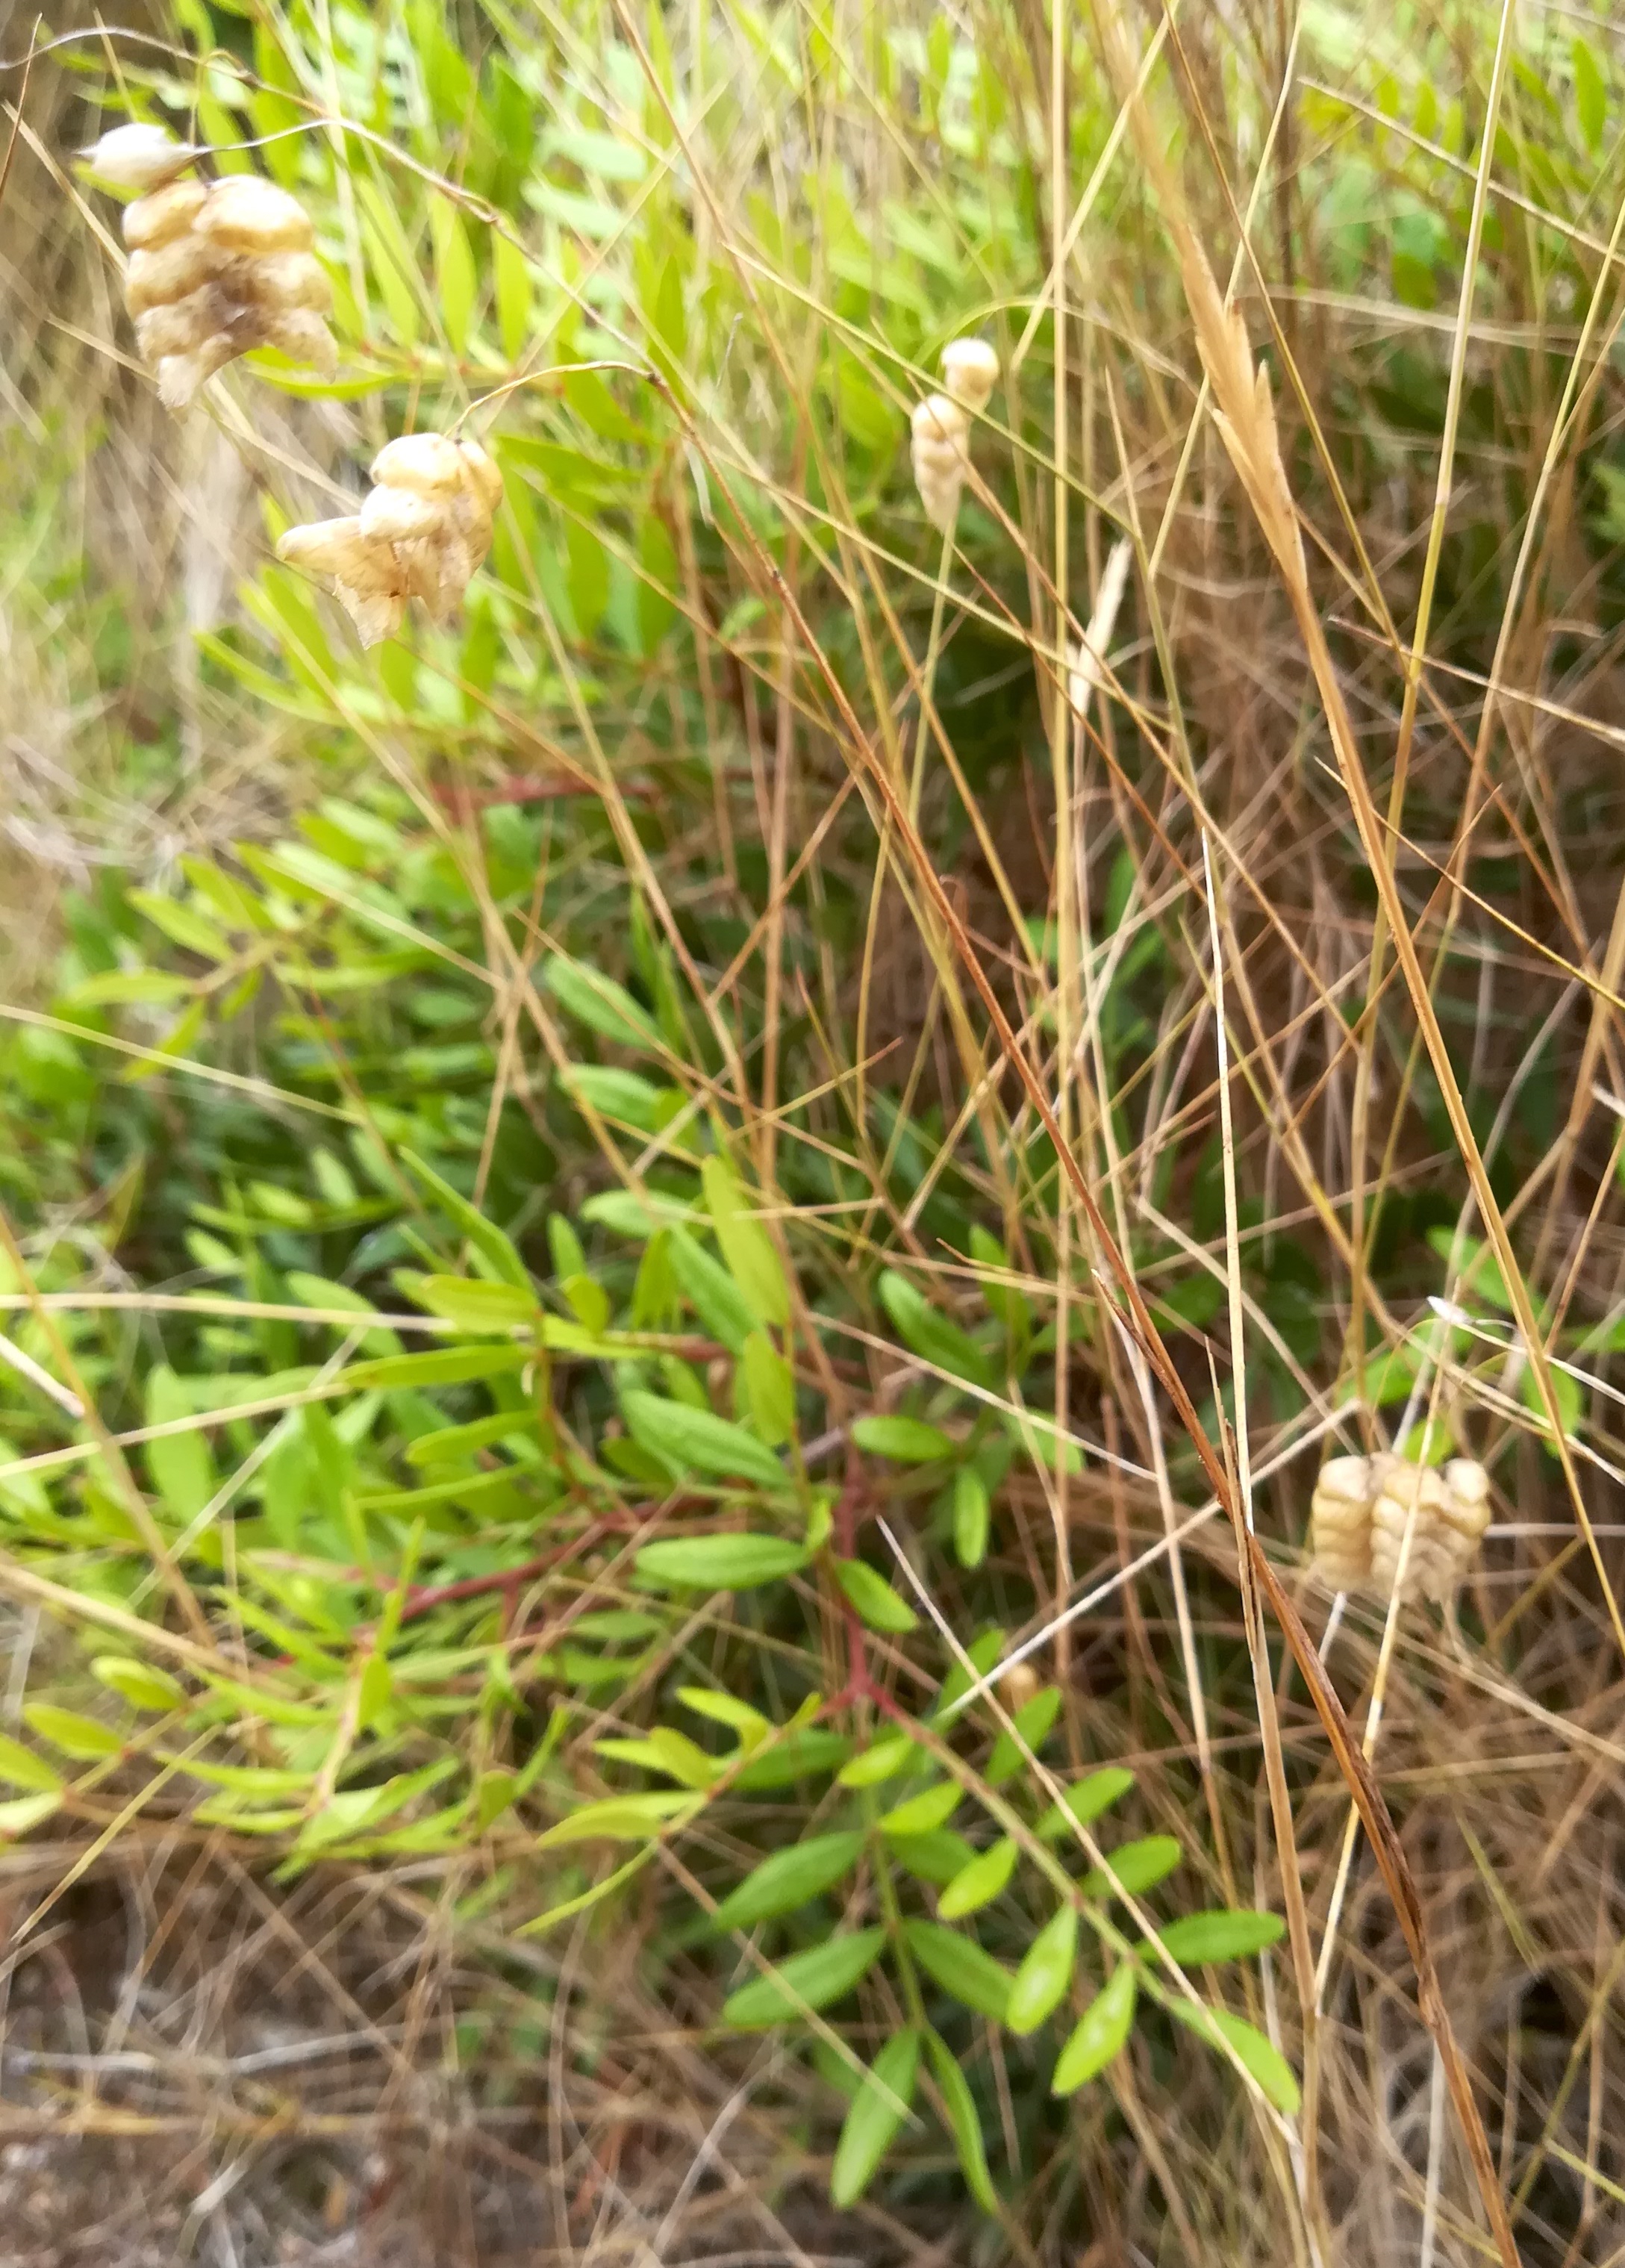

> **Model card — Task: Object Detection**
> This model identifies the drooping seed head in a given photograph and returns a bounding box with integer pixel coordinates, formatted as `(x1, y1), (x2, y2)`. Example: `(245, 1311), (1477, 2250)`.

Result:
(80, 122), (201, 193)
(941, 336), (999, 414)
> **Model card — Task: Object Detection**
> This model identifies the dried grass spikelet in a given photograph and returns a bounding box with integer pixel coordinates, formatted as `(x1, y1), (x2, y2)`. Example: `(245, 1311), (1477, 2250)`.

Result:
(84, 124), (334, 411)
(910, 336), (999, 532)
(1309, 1451), (1491, 1604)
(1066, 537), (1132, 726)
(275, 434), (503, 647)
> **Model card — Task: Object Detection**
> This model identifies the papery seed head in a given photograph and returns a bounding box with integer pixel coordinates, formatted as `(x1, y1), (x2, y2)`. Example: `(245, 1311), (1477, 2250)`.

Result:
(359, 485), (448, 546)
(122, 178), (209, 252)
(196, 175), (315, 255)
(911, 393), (969, 447)
(941, 336), (999, 414)
(276, 517), (372, 579)
(125, 235), (221, 317)
(249, 249), (333, 316)
(458, 440), (503, 514)
(370, 432), (467, 497)
(81, 122), (200, 193)
(261, 308), (338, 376)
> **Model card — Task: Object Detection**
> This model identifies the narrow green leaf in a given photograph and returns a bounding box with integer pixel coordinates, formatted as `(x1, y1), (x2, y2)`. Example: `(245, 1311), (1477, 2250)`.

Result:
(952, 1465), (989, 1567)
(1170, 2002), (1301, 2114)
(837, 1733), (918, 1787)
(878, 1270), (992, 1387)
(1006, 1905), (1077, 2035)
(677, 1687), (770, 1745)
(668, 1229), (755, 1352)
(880, 1781), (961, 1836)
(0, 1792), (63, 1838)
(493, 226), (533, 362)
(0, 1732), (63, 1792)
(834, 1557), (919, 1634)
(1052, 1964), (1137, 2093)
(924, 2027), (998, 2211)
(542, 952), (661, 1050)
(428, 193), (477, 354)
(733, 1728), (851, 1789)
(24, 1704), (122, 1761)
(938, 1837), (1017, 1920)
(741, 1331), (795, 1447)
(414, 1275), (540, 1331)
(1153, 1910), (1285, 1964)
(1038, 1768), (1135, 1840)
(712, 1831), (865, 1929)
(1079, 1835), (1182, 1900)
(144, 1365), (215, 1522)
(891, 1830), (976, 1888)
(985, 1687), (1061, 1786)
(852, 1414), (956, 1464)
(343, 1345), (530, 1390)
(535, 1791), (697, 1848)
(400, 1149), (531, 1291)
(636, 1535), (808, 1590)
(830, 2028), (920, 2207)
(623, 1391), (790, 1488)
(702, 1156), (790, 1327)
(1575, 35), (1606, 152)
(722, 1927), (886, 2028)
(902, 1919), (1011, 2021)
(90, 1658), (186, 1713)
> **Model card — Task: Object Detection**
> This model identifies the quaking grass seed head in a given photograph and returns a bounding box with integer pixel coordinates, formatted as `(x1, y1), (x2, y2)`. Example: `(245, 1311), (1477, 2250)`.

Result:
(275, 434), (503, 648)
(80, 122), (202, 193)
(910, 393), (971, 532)
(940, 336), (999, 414)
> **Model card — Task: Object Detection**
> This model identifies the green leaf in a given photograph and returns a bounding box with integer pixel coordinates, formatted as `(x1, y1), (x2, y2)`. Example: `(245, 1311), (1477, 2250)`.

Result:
(90, 1658), (186, 1713)
(1052, 1964), (1137, 2093)
(678, 1688), (770, 1746)
(1170, 2003), (1301, 2115)
(902, 1919), (1011, 2021)
(1152, 1910), (1285, 1964)
(1038, 1768), (1135, 1840)
(938, 1837), (1017, 1919)
(880, 1780), (961, 1836)
(985, 1687), (1061, 1786)
(0, 1732), (63, 1792)
(343, 1345), (531, 1391)
(722, 1927), (886, 2028)
(414, 1276), (540, 1331)
(837, 1733), (918, 1787)
(702, 1156), (790, 1327)
(924, 2026), (997, 2211)
(1006, 1905), (1077, 2035)
(1575, 35), (1606, 152)
(428, 193), (478, 355)
(24, 1704), (123, 1761)
(623, 1392), (790, 1488)
(834, 1558), (918, 1634)
(543, 953), (661, 1050)
(741, 1332), (795, 1447)
(636, 1535), (808, 1590)
(733, 1728), (851, 1789)
(891, 1829), (976, 1887)
(1079, 1835), (1182, 1900)
(830, 2028), (920, 2207)
(878, 1270), (992, 1387)
(852, 1415), (956, 1463)
(144, 1365), (216, 1522)
(536, 1791), (697, 1848)
(400, 1150), (531, 1291)
(712, 1831), (865, 1929)
(0, 1792), (63, 1838)
(493, 227), (533, 361)
(668, 1230), (756, 1353)
(952, 1466), (989, 1568)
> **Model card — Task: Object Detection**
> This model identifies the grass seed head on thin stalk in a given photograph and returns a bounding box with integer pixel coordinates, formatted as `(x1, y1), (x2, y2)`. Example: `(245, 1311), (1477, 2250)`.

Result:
(275, 434), (503, 648)
(84, 124), (335, 411)
(1311, 1451), (1491, 1602)
(910, 393), (971, 532)
(939, 335), (999, 414)
(79, 123), (203, 193)
(1309, 1454), (1376, 1591)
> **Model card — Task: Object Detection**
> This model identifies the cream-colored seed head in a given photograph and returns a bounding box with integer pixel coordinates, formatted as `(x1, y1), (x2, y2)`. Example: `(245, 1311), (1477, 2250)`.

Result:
(911, 393), (971, 531)
(96, 147), (334, 411)
(941, 337), (999, 414)
(276, 437), (503, 648)
(1311, 1450), (1491, 1604)
(81, 123), (201, 193)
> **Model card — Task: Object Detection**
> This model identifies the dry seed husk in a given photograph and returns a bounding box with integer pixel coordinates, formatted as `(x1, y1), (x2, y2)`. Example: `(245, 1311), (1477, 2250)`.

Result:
(275, 437), (502, 648)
